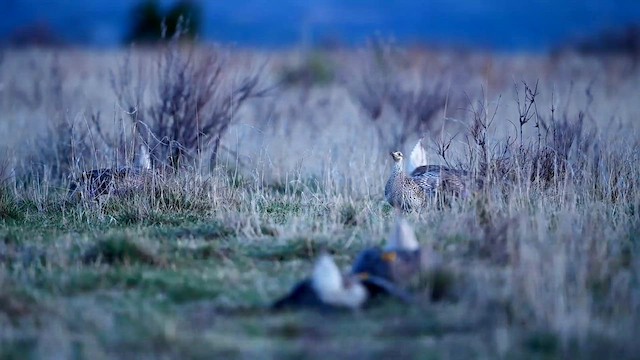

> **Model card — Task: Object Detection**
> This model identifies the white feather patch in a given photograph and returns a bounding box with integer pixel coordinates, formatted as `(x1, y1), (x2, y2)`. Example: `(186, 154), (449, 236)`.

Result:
(386, 216), (420, 251)
(311, 253), (343, 295)
(135, 145), (151, 170)
(311, 253), (367, 309)
(407, 138), (427, 174)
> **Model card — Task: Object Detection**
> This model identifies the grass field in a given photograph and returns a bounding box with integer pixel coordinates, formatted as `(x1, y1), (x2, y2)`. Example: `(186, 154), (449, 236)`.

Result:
(0, 43), (639, 359)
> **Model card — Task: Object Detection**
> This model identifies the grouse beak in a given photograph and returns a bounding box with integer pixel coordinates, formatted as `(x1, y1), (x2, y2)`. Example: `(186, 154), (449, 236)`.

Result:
(382, 252), (398, 263)
(356, 272), (370, 280)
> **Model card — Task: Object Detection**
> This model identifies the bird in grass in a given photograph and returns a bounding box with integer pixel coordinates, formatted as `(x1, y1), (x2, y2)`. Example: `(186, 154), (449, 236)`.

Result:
(352, 216), (435, 291)
(353, 215), (456, 302)
(385, 139), (470, 211)
(67, 145), (154, 202)
(271, 253), (368, 311)
(385, 149), (426, 211)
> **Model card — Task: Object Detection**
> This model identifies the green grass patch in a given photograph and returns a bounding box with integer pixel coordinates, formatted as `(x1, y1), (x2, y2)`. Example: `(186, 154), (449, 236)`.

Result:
(245, 235), (347, 261)
(82, 235), (162, 266)
(0, 190), (24, 222)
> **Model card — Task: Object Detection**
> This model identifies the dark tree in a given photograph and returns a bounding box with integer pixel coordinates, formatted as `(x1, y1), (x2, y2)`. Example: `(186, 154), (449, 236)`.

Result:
(128, 0), (202, 44)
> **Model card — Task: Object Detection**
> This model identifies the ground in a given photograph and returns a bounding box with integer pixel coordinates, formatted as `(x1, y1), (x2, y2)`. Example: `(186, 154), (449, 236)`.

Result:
(0, 45), (639, 359)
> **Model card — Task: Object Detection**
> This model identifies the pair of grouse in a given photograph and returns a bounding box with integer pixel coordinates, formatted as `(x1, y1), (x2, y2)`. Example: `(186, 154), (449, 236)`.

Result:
(385, 139), (470, 211)
(271, 217), (439, 311)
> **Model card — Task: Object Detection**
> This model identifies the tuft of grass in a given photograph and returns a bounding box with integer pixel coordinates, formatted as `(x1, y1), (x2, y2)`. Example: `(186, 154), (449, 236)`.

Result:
(82, 235), (163, 266)
(0, 190), (23, 222)
(149, 221), (233, 241)
(259, 199), (302, 224)
(245, 235), (346, 261)
(0, 339), (38, 360)
(279, 52), (335, 86)
(339, 203), (358, 227)
(0, 285), (40, 322)
(524, 330), (560, 356)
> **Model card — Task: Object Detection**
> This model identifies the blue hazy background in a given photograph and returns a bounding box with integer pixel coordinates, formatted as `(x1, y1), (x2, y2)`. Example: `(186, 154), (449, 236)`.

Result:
(1, 0), (640, 50)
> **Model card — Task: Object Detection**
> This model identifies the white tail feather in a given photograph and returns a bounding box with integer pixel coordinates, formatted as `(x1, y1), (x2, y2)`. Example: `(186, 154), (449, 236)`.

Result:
(135, 145), (151, 170)
(407, 138), (427, 174)
(386, 216), (420, 251)
(312, 253), (343, 295)
(311, 253), (367, 309)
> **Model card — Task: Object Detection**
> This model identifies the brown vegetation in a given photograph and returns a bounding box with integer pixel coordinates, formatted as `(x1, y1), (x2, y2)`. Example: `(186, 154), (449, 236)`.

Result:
(0, 40), (639, 358)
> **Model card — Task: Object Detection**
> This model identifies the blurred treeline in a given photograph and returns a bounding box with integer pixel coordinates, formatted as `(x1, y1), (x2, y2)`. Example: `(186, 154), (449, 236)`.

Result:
(128, 0), (202, 43)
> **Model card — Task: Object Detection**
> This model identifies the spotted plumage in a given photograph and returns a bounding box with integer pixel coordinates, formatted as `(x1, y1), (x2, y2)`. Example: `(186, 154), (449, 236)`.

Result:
(67, 167), (150, 200)
(385, 151), (427, 211)
(385, 140), (471, 210)
(410, 164), (470, 198)
(67, 145), (155, 202)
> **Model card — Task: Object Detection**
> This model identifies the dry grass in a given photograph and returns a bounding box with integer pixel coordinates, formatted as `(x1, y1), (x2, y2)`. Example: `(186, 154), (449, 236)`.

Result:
(0, 43), (638, 359)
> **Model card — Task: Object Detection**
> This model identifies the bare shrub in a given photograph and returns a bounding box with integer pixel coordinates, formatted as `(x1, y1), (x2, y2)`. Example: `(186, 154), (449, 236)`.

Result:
(511, 82), (590, 189)
(22, 55), (92, 183)
(111, 21), (266, 170)
(456, 82), (601, 195)
(278, 51), (335, 88)
(463, 93), (513, 189)
(347, 38), (451, 150)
